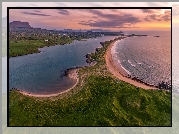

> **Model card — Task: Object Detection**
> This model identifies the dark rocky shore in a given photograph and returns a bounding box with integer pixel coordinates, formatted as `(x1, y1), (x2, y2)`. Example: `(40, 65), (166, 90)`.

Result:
(127, 75), (171, 90)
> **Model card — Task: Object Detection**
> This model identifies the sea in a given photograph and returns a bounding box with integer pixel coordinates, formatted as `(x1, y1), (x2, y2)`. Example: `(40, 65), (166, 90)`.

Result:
(111, 31), (171, 88)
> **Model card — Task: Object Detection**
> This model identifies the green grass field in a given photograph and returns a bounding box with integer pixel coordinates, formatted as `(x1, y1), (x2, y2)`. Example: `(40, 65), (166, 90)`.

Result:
(9, 37), (74, 57)
(9, 34), (98, 57)
(9, 38), (171, 126)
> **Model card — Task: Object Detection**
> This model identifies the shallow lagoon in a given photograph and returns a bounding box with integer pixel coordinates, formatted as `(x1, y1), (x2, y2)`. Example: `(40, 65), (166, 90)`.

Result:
(9, 36), (118, 94)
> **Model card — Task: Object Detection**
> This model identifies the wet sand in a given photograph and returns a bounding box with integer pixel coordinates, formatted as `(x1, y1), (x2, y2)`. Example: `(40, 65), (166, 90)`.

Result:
(105, 39), (158, 90)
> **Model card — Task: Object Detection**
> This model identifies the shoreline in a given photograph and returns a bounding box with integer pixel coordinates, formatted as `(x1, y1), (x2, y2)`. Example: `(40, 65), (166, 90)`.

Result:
(14, 60), (96, 98)
(15, 68), (79, 97)
(105, 39), (158, 90)
(14, 37), (158, 98)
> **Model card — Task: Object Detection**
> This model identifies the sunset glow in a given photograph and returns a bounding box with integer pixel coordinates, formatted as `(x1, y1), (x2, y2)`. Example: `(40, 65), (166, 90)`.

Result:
(9, 8), (171, 31)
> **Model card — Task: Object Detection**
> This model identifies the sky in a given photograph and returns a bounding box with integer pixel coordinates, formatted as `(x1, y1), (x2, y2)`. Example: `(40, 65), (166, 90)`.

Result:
(3, 2), (179, 31)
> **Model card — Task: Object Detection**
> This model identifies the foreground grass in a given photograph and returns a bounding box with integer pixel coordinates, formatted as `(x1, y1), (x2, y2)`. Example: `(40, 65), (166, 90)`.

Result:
(9, 38), (171, 126)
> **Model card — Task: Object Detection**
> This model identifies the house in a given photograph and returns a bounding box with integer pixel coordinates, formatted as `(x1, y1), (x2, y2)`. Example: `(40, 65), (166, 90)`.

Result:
(45, 39), (48, 42)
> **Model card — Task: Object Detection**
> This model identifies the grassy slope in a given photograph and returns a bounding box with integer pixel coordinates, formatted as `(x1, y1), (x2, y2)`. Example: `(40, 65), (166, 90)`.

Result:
(9, 35), (96, 57)
(9, 37), (74, 57)
(9, 38), (171, 126)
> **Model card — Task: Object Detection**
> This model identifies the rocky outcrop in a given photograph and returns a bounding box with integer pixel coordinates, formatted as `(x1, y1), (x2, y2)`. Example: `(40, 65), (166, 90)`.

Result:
(95, 48), (101, 52)
(86, 58), (92, 63)
(100, 42), (105, 47)
(85, 53), (91, 59)
(158, 81), (171, 90)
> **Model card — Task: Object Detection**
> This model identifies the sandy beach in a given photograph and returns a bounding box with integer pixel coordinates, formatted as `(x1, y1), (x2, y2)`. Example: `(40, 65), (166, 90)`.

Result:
(105, 39), (158, 90)
(16, 38), (158, 98)
(16, 69), (79, 97)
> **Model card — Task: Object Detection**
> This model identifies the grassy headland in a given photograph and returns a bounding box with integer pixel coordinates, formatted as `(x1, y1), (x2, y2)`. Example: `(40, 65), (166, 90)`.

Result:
(9, 38), (171, 126)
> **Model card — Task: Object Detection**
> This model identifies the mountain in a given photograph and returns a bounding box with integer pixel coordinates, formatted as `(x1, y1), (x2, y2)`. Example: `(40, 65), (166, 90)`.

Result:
(9, 21), (32, 29)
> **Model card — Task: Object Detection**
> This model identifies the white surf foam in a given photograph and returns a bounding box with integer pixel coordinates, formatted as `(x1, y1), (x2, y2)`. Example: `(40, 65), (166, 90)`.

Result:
(128, 60), (136, 67)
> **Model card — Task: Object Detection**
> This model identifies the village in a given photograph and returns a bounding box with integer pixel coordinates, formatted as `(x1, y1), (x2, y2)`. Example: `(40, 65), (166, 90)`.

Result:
(9, 21), (123, 57)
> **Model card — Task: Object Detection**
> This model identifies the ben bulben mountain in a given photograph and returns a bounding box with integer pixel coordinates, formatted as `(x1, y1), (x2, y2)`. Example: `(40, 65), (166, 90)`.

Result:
(9, 21), (32, 29)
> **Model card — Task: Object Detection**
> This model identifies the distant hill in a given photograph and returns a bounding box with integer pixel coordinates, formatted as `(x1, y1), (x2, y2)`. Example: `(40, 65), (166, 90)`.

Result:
(9, 21), (32, 29)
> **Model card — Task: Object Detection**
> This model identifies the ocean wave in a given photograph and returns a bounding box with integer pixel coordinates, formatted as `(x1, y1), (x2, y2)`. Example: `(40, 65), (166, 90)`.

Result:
(118, 59), (131, 76)
(128, 60), (136, 67)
